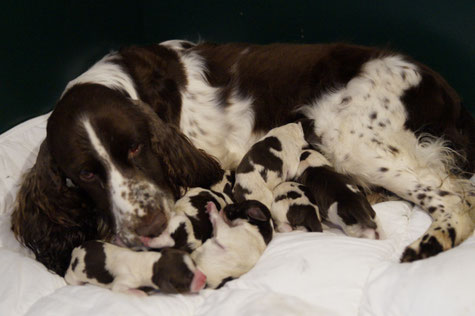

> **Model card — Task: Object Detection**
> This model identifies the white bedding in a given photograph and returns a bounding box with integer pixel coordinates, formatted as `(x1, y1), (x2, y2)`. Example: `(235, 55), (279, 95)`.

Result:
(1, 115), (475, 316)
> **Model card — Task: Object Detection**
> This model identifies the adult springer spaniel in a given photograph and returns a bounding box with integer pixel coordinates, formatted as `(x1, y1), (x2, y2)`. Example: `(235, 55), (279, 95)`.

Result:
(11, 40), (475, 276)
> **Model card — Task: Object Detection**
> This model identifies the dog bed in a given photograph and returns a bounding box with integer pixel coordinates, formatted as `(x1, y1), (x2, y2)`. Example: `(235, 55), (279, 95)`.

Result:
(1, 114), (474, 316)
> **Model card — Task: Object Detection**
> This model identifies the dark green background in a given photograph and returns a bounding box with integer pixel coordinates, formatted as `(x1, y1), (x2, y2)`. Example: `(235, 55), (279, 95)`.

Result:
(1, 1), (474, 133)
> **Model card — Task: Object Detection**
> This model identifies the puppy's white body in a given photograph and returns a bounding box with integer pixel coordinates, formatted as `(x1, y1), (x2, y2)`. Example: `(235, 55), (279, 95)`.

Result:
(65, 242), (163, 293)
(65, 241), (205, 295)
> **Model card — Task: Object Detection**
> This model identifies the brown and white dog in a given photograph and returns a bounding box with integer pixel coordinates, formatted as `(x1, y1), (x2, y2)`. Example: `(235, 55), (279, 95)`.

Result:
(64, 240), (206, 295)
(11, 40), (475, 275)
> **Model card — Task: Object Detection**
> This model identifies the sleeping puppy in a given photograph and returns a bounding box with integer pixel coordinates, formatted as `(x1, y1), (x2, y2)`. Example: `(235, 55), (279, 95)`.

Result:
(191, 200), (273, 289)
(297, 149), (383, 239)
(64, 240), (207, 295)
(271, 181), (323, 233)
(141, 186), (233, 252)
(233, 122), (308, 208)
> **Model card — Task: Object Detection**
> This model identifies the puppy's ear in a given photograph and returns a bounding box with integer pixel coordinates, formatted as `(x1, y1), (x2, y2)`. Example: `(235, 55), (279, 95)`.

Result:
(134, 101), (224, 190)
(247, 206), (269, 222)
(11, 140), (113, 276)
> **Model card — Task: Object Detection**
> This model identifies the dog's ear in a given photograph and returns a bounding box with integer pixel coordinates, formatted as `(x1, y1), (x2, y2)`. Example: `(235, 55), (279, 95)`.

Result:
(119, 45), (186, 124)
(11, 140), (113, 276)
(134, 101), (224, 191)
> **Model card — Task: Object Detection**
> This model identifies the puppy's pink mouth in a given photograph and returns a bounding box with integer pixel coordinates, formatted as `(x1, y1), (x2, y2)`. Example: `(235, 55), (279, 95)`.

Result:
(190, 269), (207, 293)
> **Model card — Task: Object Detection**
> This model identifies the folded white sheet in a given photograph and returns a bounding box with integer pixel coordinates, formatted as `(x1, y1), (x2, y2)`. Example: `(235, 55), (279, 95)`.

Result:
(1, 115), (474, 316)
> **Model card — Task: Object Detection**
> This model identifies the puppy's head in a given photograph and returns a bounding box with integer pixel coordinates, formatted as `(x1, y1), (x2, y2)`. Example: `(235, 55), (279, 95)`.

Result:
(223, 200), (274, 244)
(152, 248), (206, 293)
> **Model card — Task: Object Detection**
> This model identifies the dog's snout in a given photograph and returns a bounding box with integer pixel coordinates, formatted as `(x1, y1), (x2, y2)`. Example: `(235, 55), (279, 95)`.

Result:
(134, 211), (168, 238)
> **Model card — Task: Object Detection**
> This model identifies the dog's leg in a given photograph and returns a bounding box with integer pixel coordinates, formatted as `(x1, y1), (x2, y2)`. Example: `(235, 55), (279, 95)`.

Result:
(379, 168), (473, 261)
(323, 130), (474, 260)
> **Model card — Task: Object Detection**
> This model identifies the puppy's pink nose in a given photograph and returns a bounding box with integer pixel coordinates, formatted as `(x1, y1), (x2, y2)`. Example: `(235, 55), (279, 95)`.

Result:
(139, 236), (151, 247)
(190, 269), (207, 293)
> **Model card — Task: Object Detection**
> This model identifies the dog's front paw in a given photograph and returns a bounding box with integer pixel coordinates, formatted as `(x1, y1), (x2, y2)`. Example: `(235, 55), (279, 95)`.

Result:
(400, 234), (444, 262)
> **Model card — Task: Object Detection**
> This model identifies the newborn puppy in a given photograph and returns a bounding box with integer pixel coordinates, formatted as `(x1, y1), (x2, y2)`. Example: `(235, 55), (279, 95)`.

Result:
(233, 122), (308, 208)
(65, 240), (206, 295)
(141, 187), (233, 252)
(297, 149), (383, 239)
(271, 181), (323, 233)
(191, 200), (273, 289)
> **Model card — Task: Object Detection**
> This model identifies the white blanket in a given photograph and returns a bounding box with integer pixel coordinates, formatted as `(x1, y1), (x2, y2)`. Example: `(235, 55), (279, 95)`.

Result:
(1, 115), (474, 316)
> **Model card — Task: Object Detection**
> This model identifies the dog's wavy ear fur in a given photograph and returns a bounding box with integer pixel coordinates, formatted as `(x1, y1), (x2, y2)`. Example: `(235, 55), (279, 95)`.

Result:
(11, 140), (113, 276)
(134, 101), (224, 193)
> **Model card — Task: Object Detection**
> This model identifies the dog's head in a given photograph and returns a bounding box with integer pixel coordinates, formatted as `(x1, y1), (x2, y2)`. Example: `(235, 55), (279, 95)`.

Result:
(12, 45), (223, 275)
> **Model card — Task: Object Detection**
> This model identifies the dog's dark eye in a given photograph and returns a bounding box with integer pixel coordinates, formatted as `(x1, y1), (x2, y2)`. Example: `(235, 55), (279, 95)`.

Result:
(128, 143), (143, 158)
(79, 169), (95, 182)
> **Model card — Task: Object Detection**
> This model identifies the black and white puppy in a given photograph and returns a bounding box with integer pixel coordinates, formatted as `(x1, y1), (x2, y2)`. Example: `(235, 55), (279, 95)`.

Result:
(191, 201), (273, 289)
(297, 149), (383, 239)
(233, 121), (381, 239)
(271, 181), (323, 233)
(141, 186), (233, 252)
(64, 240), (207, 295)
(233, 122), (308, 208)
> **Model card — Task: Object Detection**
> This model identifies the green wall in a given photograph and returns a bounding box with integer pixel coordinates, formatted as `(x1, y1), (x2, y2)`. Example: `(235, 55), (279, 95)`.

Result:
(1, 1), (474, 133)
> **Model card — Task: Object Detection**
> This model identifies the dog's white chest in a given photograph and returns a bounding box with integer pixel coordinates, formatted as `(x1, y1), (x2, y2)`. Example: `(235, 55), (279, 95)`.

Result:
(179, 53), (261, 169)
